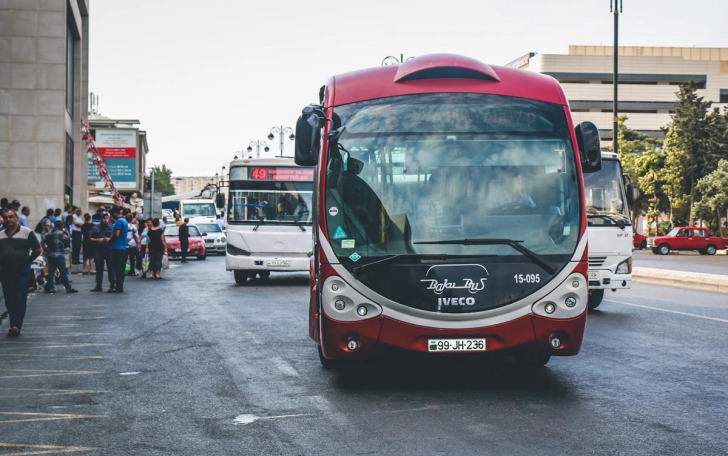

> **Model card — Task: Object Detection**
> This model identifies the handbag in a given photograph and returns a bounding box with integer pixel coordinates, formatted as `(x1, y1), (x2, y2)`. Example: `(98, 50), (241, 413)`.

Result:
(142, 254), (150, 273)
(161, 254), (170, 270)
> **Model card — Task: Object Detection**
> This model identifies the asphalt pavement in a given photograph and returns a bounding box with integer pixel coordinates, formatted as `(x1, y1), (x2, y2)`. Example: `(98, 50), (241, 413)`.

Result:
(1, 257), (727, 455)
(632, 248), (728, 276)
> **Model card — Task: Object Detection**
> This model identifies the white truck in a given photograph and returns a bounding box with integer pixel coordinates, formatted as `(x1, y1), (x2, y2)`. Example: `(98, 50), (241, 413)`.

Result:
(225, 157), (314, 284)
(583, 151), (634, 309)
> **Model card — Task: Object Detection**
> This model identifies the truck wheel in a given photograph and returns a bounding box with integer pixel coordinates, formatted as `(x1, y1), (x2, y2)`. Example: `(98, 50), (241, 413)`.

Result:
(588, 289), (604, 310)
(318, 346), (344, 370)
(640, 240), (647, 250)
(658, 244), (670, 255)
(258, 271), (270, 280)
(515, 353), (551, 367)
(651, 248), (659, 254)
(234, 270), (249, 285)
(706, 245), (717, 255)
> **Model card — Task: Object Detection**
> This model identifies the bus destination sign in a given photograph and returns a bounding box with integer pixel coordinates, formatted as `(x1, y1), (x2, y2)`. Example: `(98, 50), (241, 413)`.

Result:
(248, 167), (314, 182)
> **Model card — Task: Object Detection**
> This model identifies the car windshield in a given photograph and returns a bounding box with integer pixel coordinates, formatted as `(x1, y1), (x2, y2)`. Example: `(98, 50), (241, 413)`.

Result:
(197, 223), (221, 234)
(583, 159), (631, 226)
(182, 203), (216, 217)
(164, 226), (201, 236)
(327, 93), (581, 264)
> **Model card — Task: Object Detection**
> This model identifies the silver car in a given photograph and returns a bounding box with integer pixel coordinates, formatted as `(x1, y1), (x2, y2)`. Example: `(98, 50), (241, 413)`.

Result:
(197, 223), (226, 255)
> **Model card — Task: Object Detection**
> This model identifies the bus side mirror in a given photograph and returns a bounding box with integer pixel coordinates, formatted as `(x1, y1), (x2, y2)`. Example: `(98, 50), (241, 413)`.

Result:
(626, 183), (635, 207)
(575, 121), (601, 173)
(215, 193), (225, 209)
(294, 108), (321, 166)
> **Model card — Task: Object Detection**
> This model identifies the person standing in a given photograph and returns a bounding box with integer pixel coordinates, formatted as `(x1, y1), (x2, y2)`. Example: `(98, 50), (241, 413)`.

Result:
(160, 216), (168, 230)
(42, 221), (78, 294)
(91, 207), (104, 225)
(52, 208), (62, 224)
(145, 218), (167, 279)
(108, 207), (128, 293)
(37, 209), (54, 240)
(70, 207), (84, 265)
(81, 213), (95, 274)
(139, 219), (151, 279)
(89, 213), (114, 292)
(125, 213), (140, 276)
(179, 217), (190, 263)
(0, 209), (42, 337)
(18, 206), (31, 228)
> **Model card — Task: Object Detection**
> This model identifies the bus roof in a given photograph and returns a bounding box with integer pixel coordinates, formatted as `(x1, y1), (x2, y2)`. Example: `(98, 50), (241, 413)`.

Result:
(326, 54), (568, 107)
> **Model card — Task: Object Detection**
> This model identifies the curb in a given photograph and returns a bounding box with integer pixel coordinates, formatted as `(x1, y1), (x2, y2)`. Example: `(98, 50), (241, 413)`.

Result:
(632, 267), (728, 294)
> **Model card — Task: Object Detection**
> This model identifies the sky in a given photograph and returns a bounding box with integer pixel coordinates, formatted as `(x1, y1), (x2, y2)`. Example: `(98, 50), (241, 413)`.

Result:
(89, 0), (728, 177)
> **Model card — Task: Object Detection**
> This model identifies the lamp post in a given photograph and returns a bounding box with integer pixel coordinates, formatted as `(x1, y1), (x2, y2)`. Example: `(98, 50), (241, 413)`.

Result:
(611, 0), (623, 154)
(267, 126), (295, 157)
(246, 140), (269, 159)
(381, 54), (415, 66)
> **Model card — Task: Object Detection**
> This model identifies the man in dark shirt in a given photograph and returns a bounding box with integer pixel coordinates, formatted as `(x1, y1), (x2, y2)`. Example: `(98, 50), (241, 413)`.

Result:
(0, 208), (42, 337)
(42, 221), (78, 294)
(179, 218), (190, 263)
(89, 213), (114, 292)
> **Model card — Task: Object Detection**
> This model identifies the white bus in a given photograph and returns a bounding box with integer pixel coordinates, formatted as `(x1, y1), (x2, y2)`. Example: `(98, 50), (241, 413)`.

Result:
(584, 151), (633, 309)
(225, 157), (314, 284)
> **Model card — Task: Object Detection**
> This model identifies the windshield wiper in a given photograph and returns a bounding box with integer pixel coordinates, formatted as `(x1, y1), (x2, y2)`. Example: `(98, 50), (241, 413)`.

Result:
(351, 254), (490, 277)
(252, 217), (265, 231)
(413, 238), (556, 274)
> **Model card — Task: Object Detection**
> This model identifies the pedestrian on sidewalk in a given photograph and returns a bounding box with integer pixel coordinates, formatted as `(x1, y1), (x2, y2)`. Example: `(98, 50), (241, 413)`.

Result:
(36, 209), (54, 240)
(42, 220), (78, 294)
(19, 206), (31, 228)
(82, 213), (95, 274)
(71, 207), (84, 265)
(52, 208), (61, 224)
(90, 213), (114, 292)
(145, 218), (167, 279)
(109, 207), (128, 293)
(0, 208), (42, 337)
(179, 217), (190, 263)
(139, 219), (151, 279)
(160, 216), (168, 229)
(125, 213), (140, 276)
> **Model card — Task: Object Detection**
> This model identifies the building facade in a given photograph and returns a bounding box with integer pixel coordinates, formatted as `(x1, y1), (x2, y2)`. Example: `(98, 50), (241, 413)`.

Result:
(508, 46), (728, 140)
(172, 176), (216, 195)
(0, 0), (90, 224)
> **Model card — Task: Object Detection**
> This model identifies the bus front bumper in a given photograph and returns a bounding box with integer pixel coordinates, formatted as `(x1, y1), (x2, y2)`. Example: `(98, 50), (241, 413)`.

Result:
(226, 253), (310, 272)
(318, 311), (586, 361)
(588, 269), (632, 290)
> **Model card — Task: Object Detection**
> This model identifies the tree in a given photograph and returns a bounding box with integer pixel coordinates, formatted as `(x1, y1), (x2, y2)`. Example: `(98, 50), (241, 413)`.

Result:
(696, 159), (728, 236)
(661, 127), (691, 225)
(148, 165), (175, 197)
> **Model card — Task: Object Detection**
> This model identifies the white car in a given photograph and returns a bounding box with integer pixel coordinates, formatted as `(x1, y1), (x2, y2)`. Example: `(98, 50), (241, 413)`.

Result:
(196, 223), (226, 255)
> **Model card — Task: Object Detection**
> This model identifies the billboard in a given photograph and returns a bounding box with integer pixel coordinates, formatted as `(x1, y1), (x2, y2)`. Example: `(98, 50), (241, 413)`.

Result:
(88, 128), (139, 191)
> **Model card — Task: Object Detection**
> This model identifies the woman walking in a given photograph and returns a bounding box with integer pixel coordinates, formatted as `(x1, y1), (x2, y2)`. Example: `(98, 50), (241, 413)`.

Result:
(81, 213), (95, 274)
(139, 219), (151, 279)
(125, 214), (140, 276)
(145, 218), (167, 279)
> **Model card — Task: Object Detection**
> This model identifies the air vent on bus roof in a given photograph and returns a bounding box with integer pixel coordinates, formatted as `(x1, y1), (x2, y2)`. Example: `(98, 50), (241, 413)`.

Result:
(394, 54), (500, 83)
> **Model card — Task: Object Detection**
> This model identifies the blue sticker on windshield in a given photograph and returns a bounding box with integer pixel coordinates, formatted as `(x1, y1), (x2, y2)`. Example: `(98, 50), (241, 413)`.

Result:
(333, 226), (348, 240)
(349, 252), (361, 262)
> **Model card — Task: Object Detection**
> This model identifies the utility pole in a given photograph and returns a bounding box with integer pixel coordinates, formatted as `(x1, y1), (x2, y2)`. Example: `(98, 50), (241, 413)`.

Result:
(611, 0), (623, 154)
(150, 167), (155, 218)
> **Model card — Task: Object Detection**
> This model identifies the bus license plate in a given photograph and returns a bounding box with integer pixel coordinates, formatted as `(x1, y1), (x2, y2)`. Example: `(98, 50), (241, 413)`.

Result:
(428, 339), (486, 352)
(588, 271), (598, 280)
(267, 260), (291, 267)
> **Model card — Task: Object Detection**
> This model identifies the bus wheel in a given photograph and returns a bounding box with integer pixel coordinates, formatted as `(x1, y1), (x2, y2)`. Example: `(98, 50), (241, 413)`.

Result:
(318, 346), (344, 370)
(258, 271), (270, 280)
(234, 270), (249, 285)
(516, 353), (551, 367)
(588, 289), (604, 310)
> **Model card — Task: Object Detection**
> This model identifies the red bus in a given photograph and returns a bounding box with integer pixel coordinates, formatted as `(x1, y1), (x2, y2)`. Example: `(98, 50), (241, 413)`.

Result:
(294, 54), (601, 368)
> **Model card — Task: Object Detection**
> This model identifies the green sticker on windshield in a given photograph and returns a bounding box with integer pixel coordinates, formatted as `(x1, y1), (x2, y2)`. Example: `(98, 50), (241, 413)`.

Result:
(349, 252), (361, 262)
(333, 226), (348, 240)
(341, 239), (355, 249)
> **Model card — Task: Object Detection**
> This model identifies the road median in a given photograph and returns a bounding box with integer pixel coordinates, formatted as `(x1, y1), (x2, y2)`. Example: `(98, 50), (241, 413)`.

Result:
(632, 267), (728, 293)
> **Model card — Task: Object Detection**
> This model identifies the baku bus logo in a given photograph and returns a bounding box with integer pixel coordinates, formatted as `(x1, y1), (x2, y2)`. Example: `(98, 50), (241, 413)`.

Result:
(420, 264), (489, 295)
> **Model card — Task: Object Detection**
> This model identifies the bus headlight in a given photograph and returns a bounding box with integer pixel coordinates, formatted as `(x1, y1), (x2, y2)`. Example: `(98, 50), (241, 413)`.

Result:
(544, 303), (556, 314)
(616, 258), (632, 274)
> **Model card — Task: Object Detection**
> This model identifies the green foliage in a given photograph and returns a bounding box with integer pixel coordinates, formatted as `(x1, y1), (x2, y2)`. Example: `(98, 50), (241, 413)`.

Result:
(148, 165), (176, 197)
(696, 159), (728, 236)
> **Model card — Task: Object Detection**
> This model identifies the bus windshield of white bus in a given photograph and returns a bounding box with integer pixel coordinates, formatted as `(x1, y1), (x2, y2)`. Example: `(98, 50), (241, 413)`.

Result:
(182, 202), (217, 218)
(327, 93), (581, 265)
(227, 166), (314, 225)
(583, 159), (631, 226)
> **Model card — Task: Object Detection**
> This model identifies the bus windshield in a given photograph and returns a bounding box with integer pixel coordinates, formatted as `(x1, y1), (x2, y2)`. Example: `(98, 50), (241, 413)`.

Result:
(182, 203), (217, 218)
(327, 93), (581, 266)
(583, 159), (630, 226)
(227, 166), (313, 224)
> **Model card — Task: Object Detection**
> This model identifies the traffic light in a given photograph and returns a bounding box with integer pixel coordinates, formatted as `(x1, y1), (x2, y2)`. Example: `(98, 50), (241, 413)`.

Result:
(144, 177), (151, 192)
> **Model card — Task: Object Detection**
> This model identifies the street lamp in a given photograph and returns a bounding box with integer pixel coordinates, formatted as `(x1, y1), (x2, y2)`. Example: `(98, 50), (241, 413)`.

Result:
(610, 0), (623, 154)
(267, 126), (295, 157)
(381, 54), (415, 66)
(246, 140), (269, 159)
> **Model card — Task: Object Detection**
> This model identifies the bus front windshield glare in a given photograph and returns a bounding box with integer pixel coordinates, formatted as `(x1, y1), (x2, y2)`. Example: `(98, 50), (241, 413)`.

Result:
(326, 93), (581, 263)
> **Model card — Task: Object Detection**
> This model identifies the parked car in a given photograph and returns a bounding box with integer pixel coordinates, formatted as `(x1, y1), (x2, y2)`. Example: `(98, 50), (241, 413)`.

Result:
(163, 224), (206, 260)
(196, 222), (226, 255)
(647, 227), (728, 255)
(633, 233), (648, 250)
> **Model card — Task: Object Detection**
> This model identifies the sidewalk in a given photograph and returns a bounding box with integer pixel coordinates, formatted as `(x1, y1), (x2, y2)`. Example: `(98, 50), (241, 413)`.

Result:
(632, 266), (728, 293)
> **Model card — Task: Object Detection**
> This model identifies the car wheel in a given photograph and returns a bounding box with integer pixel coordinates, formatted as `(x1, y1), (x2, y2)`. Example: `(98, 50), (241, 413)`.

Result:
(706, 245), (717, 255)
(658, 244), (670, 255)
(234, 270), (249, 285)
(515, 353), (551, 367)
(698, 249), (707, 255)
(651, 248), (659, 255)
(588, 289), (604, 310)
(640, 240), (647, 250)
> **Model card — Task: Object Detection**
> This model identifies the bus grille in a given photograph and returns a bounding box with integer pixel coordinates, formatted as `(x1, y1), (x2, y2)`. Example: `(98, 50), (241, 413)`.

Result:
(589, 256), (607, 267)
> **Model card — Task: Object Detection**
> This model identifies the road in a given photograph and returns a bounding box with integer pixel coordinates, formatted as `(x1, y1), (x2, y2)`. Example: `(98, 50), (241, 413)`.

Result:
(633, 248), (728, 275)
(1, 256), (726, 455)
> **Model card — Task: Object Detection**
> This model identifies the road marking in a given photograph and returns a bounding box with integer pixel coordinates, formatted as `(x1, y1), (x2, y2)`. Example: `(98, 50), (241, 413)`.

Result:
(271, 358), (299, 377)
(0, 369), (103, 380)
(233, 413), (313, 425)
(0, 387), (106, 399)
(0, 443), (99, 455)
(119, 372), (140, 376)
(605, 299), (728, 323)
(308, 396), (349, 426)
(0, 412), (103, 425)
(244, 332), (262, 345)
(0, 344), (109, 350)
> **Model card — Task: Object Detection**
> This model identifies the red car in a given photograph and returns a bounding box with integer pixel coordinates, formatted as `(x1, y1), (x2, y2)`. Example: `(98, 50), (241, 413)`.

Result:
(633, 233), (648, 250)
(647, 227), (728, 255)
(164, 225), (207, 260)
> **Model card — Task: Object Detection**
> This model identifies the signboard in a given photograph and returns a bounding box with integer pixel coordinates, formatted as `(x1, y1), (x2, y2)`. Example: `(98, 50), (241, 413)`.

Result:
(88, 128), (139, 191)
(248, 167), (314, 181)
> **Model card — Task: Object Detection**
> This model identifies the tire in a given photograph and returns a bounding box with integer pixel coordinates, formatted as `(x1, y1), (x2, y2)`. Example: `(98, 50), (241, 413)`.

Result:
(588, 289), (604, 310)
(651, 248), (659, 255)
(706, 245), (717, 255)
(658, 244), (670, 255)
(640, 240), (647, 250)
(318, 345), (344, 370)
(234, 270), (249, 285)
(198, 254), (206, 260)
(258, 271), (270, 280)
(698, 249), (707, 255)
(516, 353), (551, 367)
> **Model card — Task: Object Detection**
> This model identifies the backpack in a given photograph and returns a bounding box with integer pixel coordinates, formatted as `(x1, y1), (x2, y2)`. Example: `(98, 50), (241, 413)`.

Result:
(35, 217), (48, 234)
